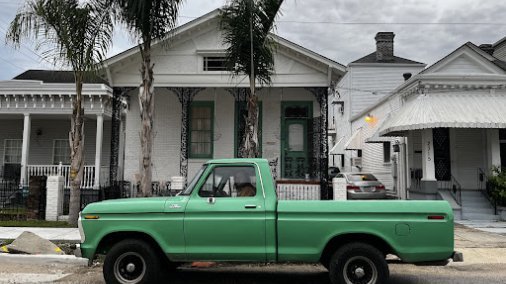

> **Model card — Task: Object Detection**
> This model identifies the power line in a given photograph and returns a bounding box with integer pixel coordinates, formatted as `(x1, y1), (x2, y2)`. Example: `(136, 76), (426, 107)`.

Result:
(179, 15), (506, 26)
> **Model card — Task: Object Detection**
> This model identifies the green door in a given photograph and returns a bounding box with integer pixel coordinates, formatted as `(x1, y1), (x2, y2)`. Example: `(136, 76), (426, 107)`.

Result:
(281, 102), (312, 179)
(184, 165), (266, 261)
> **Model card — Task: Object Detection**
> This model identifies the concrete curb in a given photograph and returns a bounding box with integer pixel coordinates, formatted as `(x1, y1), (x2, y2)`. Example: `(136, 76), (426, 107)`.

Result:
(0, 253), (89, 266)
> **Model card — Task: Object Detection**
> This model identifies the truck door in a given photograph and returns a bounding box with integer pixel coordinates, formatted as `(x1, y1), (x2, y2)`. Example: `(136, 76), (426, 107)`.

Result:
(184, 164), (266, 261)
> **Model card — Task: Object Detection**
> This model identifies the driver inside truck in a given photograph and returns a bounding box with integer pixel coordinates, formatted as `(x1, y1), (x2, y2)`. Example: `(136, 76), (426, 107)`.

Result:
(234, 170), (256, 197)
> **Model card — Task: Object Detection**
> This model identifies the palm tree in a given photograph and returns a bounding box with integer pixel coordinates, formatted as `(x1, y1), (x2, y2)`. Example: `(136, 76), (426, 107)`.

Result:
(110, 0), (184, 196)
(7, 0), (114, 226)
(221, 0), (283, 158)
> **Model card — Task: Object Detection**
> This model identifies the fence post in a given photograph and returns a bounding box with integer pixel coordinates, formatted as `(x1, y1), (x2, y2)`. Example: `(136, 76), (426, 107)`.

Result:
(57, 162), (62, 176)
(46, 175), (64, 221)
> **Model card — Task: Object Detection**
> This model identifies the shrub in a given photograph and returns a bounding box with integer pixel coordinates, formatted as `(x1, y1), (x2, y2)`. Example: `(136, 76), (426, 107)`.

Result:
(487, 167), (506, 207)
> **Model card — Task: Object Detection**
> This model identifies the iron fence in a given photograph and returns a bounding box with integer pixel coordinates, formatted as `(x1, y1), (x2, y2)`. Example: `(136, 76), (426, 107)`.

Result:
(0, 180), (27, 220)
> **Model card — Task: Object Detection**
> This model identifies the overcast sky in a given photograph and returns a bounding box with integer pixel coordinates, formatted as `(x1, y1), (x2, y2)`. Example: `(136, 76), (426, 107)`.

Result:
(1, 0), (506, 79)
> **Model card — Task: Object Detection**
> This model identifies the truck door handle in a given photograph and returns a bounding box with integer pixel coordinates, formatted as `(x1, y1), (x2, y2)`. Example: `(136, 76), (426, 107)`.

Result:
(244, 205), (257, 209)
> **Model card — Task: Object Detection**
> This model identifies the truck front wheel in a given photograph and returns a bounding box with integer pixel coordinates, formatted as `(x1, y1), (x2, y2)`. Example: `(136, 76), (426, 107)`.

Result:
(329, 242), (389, 284)
(103, 239), (161, 284)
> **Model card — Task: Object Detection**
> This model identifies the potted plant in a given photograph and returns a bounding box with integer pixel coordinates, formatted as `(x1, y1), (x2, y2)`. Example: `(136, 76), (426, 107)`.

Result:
(487, 167), (506, 220)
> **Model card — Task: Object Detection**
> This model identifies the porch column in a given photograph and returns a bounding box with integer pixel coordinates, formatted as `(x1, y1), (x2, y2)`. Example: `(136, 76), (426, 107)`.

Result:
(421, 128), (437, 193)
(167, 87), (204, 183)
(306, 87), (329, 199)
(487, 129), (501, 171)
(94, 114), (104, 188)
(20, 113), (31, 188)
(110, 87), (134, 183)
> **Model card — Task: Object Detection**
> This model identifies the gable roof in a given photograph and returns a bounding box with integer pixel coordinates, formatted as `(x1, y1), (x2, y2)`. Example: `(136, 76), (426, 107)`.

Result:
(350, 52), (424, 65)
(14, 70), (108, 84)
(104, 8), (345, 74)
(351, 41), (506, 122)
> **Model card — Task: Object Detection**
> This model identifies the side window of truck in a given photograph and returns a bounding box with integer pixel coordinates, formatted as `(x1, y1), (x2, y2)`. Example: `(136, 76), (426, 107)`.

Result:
(198, 166), (257, 198)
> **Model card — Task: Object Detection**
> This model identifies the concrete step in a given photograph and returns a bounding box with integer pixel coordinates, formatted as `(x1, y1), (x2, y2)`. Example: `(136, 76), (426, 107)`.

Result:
(462, 207), (495, 214)
(462, 212), (499, 221)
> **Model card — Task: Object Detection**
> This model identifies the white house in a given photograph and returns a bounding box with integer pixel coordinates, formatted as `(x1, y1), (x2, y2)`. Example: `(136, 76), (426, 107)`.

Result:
(0, 71), (113, 189)
(366, 40), (506, 221)
(330, 32), (425, 193)
(1, 9), (345, 199)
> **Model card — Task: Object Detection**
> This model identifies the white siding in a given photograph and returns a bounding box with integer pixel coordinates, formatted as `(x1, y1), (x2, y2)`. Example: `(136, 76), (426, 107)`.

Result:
(433, 54), (492, 74)
(348, 65), (424, 116)
(0, 117), (111, 166)
(452, 128), (486, 190)
(110, 25), (329, 88)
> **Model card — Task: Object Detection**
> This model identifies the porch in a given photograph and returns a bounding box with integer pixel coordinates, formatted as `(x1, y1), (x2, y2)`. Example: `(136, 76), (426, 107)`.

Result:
(378, 91), (506, 220)
(0, 79), (114, 189)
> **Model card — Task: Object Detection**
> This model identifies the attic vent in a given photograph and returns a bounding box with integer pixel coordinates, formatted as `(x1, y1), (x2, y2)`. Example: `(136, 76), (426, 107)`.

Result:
(203, 56), (228, 71)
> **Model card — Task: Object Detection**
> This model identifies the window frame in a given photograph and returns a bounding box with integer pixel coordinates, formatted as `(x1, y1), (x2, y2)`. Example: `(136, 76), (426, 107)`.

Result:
(189, 101), (214, 159)
(197, 165), (258, 198)
(52, 139), (71, 165)
(3, 139), (23, 164)
(203, 56), (228, 72)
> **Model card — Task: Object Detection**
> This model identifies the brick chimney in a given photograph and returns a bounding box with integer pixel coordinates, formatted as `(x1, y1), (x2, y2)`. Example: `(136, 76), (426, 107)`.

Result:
(375, 32), (395, 61)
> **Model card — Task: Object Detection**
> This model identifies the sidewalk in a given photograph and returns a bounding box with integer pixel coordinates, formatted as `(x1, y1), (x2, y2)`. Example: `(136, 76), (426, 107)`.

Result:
(0, 227), (79, 241)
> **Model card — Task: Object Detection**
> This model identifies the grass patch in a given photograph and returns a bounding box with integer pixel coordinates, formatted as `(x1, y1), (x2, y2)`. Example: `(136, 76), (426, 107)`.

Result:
(0, 220), (74, 228)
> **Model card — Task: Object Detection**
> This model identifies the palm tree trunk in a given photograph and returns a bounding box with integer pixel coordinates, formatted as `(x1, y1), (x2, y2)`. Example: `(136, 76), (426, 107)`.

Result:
(68, 76), (85, 227)
(241, 84), (259, 158)
(138, 40), (154, 197)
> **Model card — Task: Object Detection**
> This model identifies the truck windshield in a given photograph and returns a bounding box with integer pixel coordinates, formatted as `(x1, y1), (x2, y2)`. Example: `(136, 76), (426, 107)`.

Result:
(180, 165), (207, 195)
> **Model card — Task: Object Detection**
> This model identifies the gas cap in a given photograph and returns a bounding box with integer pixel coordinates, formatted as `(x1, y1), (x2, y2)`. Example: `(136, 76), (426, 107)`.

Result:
(395, 223), (411, 236)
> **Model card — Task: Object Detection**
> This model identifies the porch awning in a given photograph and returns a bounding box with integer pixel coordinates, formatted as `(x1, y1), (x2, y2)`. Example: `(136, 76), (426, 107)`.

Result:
(344, 128), (363, 150)
(379, 92), (506, 137)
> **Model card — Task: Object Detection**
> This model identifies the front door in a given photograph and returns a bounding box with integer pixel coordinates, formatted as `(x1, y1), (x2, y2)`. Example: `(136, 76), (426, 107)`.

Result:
(281, 102), (312, 179)
(184, 164), (266, 261)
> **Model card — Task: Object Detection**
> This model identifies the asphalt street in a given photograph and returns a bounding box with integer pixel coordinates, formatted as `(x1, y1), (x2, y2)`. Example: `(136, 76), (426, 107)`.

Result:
(50, 262), (506, 284)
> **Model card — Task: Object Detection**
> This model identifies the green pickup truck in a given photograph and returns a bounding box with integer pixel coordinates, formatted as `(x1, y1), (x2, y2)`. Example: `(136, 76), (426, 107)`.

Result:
(78, 159), (462, 284)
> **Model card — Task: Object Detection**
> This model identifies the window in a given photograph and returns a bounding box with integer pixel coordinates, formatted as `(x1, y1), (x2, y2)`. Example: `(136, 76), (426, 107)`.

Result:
(357, 149), (362, 157)
(348, 173), (378, 182)
(235, 101), (262, 157)
(203, 57), (228, 71)
(190, 102), (214, 158)
(198, 166), (257, 198)
(383, 142), (391, 163)
(53, 139), (71, 164)
(4, 139), (22, 164)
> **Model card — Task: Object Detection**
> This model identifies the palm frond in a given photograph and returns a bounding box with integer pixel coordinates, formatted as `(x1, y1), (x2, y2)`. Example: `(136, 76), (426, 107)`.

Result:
(6, 0), (114, 77)
(220, 0), (283, 86)
(111, 0), (184, 47)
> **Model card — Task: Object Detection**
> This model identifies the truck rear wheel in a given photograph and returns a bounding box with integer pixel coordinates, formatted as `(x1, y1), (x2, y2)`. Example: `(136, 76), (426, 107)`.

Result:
(329, 242), (389, 284)
(103, 239), (161, 284)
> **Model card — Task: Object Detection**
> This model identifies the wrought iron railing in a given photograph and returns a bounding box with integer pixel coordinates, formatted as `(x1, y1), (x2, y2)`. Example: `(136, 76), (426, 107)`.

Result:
(477, 168), (497, 215)
(440, 175), (462, 206)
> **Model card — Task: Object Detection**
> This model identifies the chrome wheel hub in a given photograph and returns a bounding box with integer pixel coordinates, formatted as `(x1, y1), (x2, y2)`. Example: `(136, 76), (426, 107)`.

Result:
(113, 252), (146, 284)
(343, 256), (378, 284)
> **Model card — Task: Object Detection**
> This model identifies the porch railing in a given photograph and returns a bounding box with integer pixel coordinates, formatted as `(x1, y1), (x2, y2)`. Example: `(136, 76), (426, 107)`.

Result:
(478, 168), (497, 215)
(440, 175), (462, 206)
(27, 164), (96, 189)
